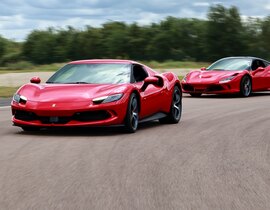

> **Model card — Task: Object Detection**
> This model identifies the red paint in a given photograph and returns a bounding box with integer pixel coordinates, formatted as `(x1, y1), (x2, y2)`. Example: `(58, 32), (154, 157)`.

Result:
(11, 59), (181, 128)
(182, 57), (270, 95)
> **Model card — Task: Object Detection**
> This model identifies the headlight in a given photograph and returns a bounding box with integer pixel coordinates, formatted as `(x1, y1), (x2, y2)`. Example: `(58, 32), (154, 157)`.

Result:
(93, 93), (123, 104)
(13, 94), (21, 103)
(13, 94), (27, 104)
(219, 76), (236, 83)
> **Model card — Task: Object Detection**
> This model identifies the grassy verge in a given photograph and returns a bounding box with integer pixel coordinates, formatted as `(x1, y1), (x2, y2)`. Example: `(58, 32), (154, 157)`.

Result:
(0, 62), (64, 74)
(0, 86), (19, 98)
(0, 60), (209, 74)
(144, 60), (209, 69)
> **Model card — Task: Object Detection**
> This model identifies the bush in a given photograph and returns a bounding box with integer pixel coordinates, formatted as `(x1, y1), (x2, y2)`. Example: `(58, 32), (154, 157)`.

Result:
(0, 52), (22, 65)
(4, 61), (34, 70)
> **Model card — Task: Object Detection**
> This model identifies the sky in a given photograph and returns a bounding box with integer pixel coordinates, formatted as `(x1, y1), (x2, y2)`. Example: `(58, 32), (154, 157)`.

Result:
(0, 0), (270, 41)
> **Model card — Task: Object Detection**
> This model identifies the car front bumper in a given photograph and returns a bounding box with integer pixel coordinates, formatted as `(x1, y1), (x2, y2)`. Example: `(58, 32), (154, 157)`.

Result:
(11, 97), (129, 128)
(181, 80), (240, 94)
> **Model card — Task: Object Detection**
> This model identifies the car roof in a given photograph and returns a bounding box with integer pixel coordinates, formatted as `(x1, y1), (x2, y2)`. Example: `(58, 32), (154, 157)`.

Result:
(220, 56), (270, 63)
(68, 59), (142, 65)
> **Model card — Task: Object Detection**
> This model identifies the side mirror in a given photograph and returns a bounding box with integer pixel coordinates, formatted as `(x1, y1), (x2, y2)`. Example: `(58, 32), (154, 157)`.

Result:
(30, 77), (41, 84)
(201, 67), (206, 71)
(256, 67), (265, 72)
(140, 76), (161, 92)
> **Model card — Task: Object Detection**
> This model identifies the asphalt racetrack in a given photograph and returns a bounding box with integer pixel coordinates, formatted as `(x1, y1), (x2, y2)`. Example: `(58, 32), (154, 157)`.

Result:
(0, 93), (270, 209)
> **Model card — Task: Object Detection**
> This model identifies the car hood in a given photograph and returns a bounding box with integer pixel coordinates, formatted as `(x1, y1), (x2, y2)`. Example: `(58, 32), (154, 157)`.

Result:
(186, 70), (242, 83)
(17, 83), (130, 102)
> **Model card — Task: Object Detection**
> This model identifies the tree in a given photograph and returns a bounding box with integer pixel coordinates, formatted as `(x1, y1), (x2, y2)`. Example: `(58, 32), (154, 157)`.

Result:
(126, 23), (149, 60)
(0, 36), (7, 61)
(260, 16), (270, 60)
(23, 29), (57, 64)
(77, 26), (103, 59)
(3, 6), (267, 65)
(242, 17), (264, 58)
(101, 22), (129, 58)
(206, 5), (245, 61)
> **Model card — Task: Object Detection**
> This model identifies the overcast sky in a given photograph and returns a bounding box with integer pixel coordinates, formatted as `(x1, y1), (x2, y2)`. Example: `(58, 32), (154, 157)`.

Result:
(0, 0), (270, 41)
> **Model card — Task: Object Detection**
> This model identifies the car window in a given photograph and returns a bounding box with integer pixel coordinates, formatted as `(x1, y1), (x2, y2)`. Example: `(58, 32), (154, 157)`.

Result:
(131, 65), (148, 83)
(263, 61), (270, 67)
(251, 59), (266, 70)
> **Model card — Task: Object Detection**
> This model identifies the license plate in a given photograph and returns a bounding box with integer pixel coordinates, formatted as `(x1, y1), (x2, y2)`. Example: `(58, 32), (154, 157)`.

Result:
(49, 116), (59, 123)
(194, 85), (206, 91)
(194, 88), (205, 91)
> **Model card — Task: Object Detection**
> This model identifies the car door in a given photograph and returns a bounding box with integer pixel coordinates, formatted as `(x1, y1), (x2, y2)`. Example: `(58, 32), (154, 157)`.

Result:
(263, 61), (270, 88)
(251, 59), (269, 90)
(131, 64), (164, 118)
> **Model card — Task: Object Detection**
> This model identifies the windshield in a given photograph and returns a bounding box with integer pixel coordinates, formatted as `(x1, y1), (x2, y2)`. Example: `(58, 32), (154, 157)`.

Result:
(207, 58), (252, 71)
(47, 63), (131, 84)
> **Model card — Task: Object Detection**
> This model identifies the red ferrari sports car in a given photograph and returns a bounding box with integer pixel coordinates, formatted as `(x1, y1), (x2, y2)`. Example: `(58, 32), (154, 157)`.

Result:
(182, 56), (270, 97)
(11, 59), (182, 133)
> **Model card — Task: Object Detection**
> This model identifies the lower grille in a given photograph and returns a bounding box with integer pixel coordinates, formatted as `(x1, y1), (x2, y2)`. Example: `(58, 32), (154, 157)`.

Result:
(182, 84), (194, 91)
(15, 110), (37, 121)
(73, 111), (111, 122)
(14, 110), (111, 124)
(206, 85), (224, 92)
(183, 84), (224, 92)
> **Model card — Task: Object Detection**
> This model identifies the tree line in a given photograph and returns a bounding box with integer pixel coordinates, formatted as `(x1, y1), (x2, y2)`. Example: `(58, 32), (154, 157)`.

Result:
(1, 4), (270, 65)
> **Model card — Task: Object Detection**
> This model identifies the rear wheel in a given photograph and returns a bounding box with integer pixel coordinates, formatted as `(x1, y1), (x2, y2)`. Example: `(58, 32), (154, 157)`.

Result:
(190, 93), (202, 97)
(240, 76), (252, 97)
(159, 86), (182, 124)
(21, 126), (40, 132)
(124, 93), (139, 133)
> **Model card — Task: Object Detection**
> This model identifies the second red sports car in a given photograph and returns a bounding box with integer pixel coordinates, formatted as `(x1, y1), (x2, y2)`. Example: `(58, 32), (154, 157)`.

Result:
(182, 56), (270, 97)
(11, 59), (182, 133)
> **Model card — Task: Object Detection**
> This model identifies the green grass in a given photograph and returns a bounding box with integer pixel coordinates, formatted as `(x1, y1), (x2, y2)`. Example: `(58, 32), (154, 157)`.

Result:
(0, 86), (19, 98)
(0, 62), (64, 74)
(0, 60), (209, 74)
(143, 60), (209, 69)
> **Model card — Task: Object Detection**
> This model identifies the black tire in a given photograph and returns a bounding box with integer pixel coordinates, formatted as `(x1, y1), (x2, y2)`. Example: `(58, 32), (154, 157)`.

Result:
(159, 86), (182, 124)
(240, 75), (252, 97)
(21, 126), (40, 132)
(190, 93), (202, 97)
(124, 93), (139, 133)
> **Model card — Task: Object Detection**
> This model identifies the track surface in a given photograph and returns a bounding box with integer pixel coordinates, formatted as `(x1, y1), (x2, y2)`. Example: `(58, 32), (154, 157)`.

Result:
(0, 98), (11, 107)
(0, 93), (270, 209)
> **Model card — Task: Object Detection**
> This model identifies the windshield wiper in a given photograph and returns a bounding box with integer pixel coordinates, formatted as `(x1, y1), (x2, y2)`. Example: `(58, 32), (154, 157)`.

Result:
(211, 69), (225, 71)
(66, 82), (90, 84)
(46, 81), (60, 84)
(46, 81), (91, 84)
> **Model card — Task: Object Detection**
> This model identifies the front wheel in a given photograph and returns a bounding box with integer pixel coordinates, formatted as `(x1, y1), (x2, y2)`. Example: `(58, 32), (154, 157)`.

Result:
(159, 86), (182, 124)
(124, 93), (139, 133)
(240, 76), (252, 97)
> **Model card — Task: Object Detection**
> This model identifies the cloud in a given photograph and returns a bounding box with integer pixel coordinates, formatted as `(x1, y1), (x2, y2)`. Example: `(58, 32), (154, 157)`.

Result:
(193, 2), (210, 7)
(0, 0), (270, 41)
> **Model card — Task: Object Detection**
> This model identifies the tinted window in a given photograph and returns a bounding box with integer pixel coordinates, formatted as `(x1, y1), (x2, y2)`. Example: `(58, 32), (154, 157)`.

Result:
(251, 59), (266, 70)
(132, 65), (148, 83)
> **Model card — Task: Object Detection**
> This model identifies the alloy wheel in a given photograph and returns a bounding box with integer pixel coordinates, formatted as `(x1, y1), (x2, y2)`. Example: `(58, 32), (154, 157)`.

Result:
(130, 97), (139, 130)
(172, 88), (181, 121)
